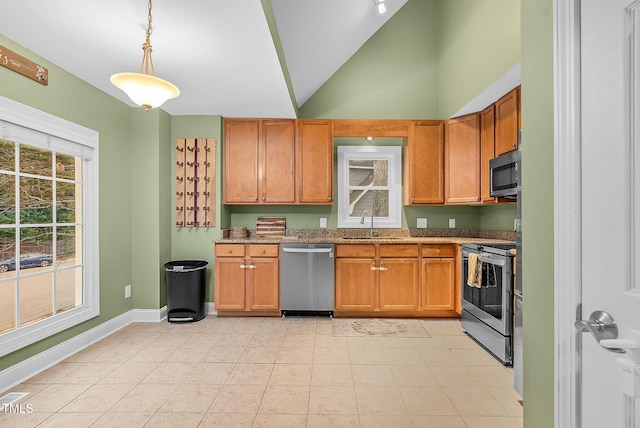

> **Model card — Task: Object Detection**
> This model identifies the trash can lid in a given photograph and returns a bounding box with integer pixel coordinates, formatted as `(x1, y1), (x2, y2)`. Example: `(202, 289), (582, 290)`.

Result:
(164, 260), (208, 272)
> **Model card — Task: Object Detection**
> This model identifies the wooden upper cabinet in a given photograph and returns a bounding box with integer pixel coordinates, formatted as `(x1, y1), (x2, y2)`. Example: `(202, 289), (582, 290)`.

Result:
(404, 120), (444, 205)
(445, 113), (481, 204)
(261, 120), (295, 204)
(296, 120), (333, 204)
(495, 87), (520, 156)
(224, 119), (260, 203)
(480, 105), (498, 204)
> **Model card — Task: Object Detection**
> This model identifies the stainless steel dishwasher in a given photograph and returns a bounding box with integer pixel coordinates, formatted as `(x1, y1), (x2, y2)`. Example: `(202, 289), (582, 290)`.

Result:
(280, 243), (334, 317)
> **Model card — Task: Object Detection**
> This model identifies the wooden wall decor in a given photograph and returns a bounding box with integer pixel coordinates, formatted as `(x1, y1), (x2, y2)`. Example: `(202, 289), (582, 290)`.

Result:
(175, 138), (216, 227)
(0, 45), (49, 85)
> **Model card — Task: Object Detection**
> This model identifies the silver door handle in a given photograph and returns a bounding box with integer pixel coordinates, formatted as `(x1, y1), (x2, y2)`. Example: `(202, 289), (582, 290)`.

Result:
(575, 310), (625, 353)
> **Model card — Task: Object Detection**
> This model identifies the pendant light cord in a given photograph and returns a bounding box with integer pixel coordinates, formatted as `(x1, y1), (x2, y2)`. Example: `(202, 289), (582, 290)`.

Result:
(140, 0), (155, 76)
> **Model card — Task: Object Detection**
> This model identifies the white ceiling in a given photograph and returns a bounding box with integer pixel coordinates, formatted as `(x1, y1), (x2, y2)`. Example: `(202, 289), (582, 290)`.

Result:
(0, 0), (407, 118)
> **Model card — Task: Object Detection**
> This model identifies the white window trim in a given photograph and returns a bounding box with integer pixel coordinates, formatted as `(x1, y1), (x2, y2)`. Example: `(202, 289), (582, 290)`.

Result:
(0, 96), (99, 357)
(337, 145), (402, 229)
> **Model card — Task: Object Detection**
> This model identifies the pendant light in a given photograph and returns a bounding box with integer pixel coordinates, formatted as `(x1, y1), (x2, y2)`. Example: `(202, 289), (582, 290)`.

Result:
(110, 0), (179, 111)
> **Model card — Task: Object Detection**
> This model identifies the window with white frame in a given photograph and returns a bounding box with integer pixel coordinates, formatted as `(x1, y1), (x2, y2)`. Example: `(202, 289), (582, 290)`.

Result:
(337, 145), (402, 229)
(0, 96), (99, 357)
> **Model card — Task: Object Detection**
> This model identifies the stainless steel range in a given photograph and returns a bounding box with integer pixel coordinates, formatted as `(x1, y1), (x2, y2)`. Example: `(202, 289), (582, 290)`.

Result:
(461, 242), (516, 365)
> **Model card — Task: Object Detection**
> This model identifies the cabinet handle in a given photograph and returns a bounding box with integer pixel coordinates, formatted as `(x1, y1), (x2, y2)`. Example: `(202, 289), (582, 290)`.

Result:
(227, 249), (233, 254)
(379, 261), (387, 271)
(327, 196), (332, 201)
(263, 197), (266, 202)
(412, 197), (415, 203)
(512, 143), (517, 148)
(254, 197), (258, 201)
(437, 248), (441, 254)
(261, 249), (266, 254)
(371, 261), (377, 271)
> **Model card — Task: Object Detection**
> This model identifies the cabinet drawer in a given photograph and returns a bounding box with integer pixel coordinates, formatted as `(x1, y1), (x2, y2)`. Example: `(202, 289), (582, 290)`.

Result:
(216, 244), (245, 257)
(248, 244), (279, 258)
(379, 244), (419, 258)
(421, 244), (455, 258)
(335, 244), (376, 258)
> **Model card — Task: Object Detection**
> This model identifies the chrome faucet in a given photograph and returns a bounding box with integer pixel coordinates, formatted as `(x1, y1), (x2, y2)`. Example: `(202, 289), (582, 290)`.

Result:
(361, 209), (374, 238)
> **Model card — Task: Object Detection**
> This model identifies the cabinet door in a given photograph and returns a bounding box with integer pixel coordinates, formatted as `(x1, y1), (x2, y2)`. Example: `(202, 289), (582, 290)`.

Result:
(480, 105), (498, 204)
(335, 259), (376, 310)
(296, 120), (333, 204)
(378, 259), (419, 311)
(445, 113), (481, 204)
(421, 258), (456, 311)
(495, 88), (520, 156)
(214, 257), (246, 310)
(261, 120), (295, 204)
(247, 258), (279, 310)
(405, 121), (444, 204)
(224, 119), (259, 203)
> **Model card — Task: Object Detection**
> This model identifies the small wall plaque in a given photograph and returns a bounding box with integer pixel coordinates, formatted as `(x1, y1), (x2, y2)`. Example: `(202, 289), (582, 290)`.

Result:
(0, 45), (48, 85)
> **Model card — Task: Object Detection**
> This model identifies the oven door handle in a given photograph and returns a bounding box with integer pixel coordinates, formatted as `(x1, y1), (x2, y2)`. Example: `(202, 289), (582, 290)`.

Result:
(477, 254), (507, 266)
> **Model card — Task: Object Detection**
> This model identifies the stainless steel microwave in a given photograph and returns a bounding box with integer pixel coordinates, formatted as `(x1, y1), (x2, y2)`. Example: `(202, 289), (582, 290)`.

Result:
(490, 149), (520, 198)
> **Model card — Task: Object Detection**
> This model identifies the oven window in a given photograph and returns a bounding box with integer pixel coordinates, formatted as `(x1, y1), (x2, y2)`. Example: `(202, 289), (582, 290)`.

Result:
(462, 258), (505, 321)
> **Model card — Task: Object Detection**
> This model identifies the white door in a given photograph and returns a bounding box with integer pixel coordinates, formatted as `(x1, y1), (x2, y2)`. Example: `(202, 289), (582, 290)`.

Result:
(573, 0), (640, 426)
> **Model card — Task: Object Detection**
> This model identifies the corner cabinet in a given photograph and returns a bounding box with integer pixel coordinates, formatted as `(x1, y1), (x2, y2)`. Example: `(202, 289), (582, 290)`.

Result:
(214, 243), (280, 316)
(445, 113), (481, 204)
(296, 120), (333, 204)
(404, 120), (445, 205)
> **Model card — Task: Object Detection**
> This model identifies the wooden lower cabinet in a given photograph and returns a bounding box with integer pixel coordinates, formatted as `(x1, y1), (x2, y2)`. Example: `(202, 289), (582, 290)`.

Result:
(379, 259), (420, 311)
(214, 244), (279, 315)
(335, 258), (376, 311)
(421, 244), (457, 314)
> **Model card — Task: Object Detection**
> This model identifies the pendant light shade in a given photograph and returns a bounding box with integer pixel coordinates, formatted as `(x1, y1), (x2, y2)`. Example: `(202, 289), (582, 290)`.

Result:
(111, 0), (179, 111)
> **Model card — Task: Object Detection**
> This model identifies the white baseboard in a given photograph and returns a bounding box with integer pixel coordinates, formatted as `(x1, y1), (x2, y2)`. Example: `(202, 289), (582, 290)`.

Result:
(206, 302), (217, 316)
(0, 306), (169, 394)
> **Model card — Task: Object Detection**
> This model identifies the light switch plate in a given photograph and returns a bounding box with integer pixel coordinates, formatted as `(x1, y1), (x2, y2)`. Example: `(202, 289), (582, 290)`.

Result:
(449, 218), (456, 228)
(320, 217), (327, 228)
(417, 218), (427, 228)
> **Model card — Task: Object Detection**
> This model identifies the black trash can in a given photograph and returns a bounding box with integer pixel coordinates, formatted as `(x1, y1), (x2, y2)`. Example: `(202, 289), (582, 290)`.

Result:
(164, 260), (207, 322)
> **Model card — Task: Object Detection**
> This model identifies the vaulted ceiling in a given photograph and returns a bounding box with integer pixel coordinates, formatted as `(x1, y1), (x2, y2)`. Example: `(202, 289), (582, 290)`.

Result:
(0, 0), (408, 117)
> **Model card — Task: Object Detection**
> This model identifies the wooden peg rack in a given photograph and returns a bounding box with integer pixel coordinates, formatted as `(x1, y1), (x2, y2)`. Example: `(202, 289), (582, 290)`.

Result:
(175, 138), (216, 227)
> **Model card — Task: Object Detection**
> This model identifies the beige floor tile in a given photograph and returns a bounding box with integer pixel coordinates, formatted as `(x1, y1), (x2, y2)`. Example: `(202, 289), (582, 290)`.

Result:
(90, 412), (153, 428)
(204, 346), (246, 363)
(347, 337), (381, 350)
(410, 415), (468, 427)
(111, 383), (177, 412)
(62, 344), (112, 363)
(268, 363), (312, 385)
(382, 348), (424, 365)
(227, 323), (260, 335)
(25, 362), (84, 384)
(141, 362), (197, 384)
(60, 383), (133, 412)
(0, 412), (51, 427)
(98, 362), (159, 384)
(2, 382), (49, 404)
(313, 346), (350, 364)
(358, 414), (413, 428)
(238, 346), (280, 363)
(399, 386), (458, 416)
(27, 383), (90, 413)
(440, 335), (481, 349)
(462, 415), (524, 428)
(164, 344), (211, 363)
(226, 363), (273, 385)
(348, 348), (388, 364)
(216, 333), (255, 348)
(145, 411), (205, 428)
(36, 412), (102, 428)
(248, 333), (285, 347)
(286, 325), (317, 335)
(487, 387), (524, 417)
(314, 335), (348, 349)
(253, 413), (308, 428)
(183, 333), (223, 347)
(355, 386), (407, 416)
(469, 366), (516, 387)
(450, 348), (503, 366)
(308, 385), (358, 415)
(56, 362), (120, 384)
(159, 383), (220, 412)
(276, 346), (314, 364)
(431, 366), (483, 388)
(351, 364), (396, 387)
(391, 365), (438, 387)
(184, 362), (235, 384)
(127, 344), (175, 363)
(199, 412), (256, 427)
(311, 364), (353, 386)
(307, 414), (360, 428)
(209, 384), (266, 413)
(444, 386), (510, 416)
(418, 348), (463, 366)
(258, 385), (310, 414)
(90, 342), (146, 363)
(281, 334), (315, 348)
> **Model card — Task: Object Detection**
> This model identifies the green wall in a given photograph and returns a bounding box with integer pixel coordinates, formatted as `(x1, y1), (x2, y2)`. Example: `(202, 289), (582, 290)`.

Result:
(521, 0), (555, 426)
(437, 0), (521, 118)
(0, 35), (133, 370)
(169, 116), (225, 303)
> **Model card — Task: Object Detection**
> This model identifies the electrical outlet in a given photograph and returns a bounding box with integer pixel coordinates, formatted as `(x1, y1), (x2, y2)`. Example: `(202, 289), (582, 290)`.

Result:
(320, 217), (327, 228)
(417, 218), (427, 228)
(125, 284), (131, 299)
(449, 218), (456, 228)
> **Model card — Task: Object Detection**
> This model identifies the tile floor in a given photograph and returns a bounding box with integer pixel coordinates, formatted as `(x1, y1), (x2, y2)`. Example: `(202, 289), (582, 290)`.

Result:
(0, 317), (523, 428)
